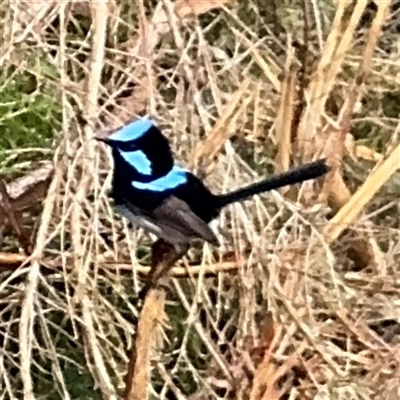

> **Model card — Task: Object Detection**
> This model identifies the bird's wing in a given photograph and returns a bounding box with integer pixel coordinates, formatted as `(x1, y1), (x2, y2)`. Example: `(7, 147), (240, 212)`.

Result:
(152, 196), (219, 245)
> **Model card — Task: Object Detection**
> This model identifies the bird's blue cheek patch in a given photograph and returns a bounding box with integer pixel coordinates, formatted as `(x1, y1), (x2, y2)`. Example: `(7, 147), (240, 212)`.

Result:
(119, 149), (153, 175)
(110, 118), (154, 142)
(131, 166), (188, 192)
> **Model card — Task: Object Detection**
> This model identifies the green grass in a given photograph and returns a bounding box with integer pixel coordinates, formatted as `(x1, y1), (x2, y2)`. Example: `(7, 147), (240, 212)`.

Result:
(0, 65), (62, 172)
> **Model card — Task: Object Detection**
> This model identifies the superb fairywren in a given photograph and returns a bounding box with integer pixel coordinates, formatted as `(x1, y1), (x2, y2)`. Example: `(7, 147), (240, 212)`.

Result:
(96, 118), (329, 248)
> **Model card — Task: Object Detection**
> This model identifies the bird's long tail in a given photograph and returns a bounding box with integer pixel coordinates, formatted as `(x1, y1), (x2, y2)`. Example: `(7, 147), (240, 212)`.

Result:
(215, 159), (329, 208)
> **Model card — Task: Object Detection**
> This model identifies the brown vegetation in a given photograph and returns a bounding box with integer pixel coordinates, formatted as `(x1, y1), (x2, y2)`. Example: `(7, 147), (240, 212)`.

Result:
(0, 1), (399, 399)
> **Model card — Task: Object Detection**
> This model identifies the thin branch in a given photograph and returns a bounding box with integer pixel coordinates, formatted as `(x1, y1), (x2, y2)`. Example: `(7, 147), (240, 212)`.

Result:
(0, 251), (243, 276)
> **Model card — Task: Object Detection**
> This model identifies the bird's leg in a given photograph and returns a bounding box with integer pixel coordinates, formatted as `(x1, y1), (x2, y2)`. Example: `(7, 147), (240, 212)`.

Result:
(138, 240), (189, 301)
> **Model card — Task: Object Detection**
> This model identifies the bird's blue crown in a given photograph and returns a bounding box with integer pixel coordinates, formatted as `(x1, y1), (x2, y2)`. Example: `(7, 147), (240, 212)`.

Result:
(108, 117), (155, 143)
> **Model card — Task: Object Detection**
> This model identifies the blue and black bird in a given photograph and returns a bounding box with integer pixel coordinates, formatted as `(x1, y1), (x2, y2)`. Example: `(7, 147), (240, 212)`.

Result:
(96, 118), (329, 249)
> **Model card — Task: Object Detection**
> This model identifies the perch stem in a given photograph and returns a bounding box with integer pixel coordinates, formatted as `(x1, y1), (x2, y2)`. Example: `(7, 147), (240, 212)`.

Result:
(124, 239), (188, 400)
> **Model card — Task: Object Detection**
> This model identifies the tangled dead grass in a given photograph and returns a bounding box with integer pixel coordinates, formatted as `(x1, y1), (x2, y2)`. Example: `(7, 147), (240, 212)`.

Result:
(0, 1), (400, 399)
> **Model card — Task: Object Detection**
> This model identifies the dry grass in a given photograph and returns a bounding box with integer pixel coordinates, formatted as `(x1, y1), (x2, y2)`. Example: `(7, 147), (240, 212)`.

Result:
(1, 1), (400, 399)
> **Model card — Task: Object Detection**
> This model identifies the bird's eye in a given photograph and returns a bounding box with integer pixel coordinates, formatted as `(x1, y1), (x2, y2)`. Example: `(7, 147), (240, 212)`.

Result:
(128, 143), (137, 151)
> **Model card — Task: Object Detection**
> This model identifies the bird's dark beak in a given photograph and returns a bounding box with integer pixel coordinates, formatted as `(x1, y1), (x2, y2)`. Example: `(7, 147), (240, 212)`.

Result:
(94, 133), (111, 145)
